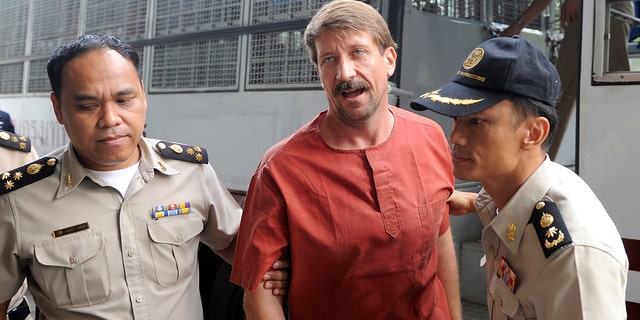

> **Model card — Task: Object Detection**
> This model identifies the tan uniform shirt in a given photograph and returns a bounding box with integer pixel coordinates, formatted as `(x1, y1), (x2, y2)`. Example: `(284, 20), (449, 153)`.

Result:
(1, 130), (37, 320)
(477, 158), (628, 320)
(0, 138), (241, 319)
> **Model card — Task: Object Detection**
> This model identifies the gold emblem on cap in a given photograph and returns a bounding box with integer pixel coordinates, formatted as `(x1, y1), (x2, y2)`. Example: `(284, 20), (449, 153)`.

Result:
(27, 163), (43, 175)
(540, 213), (554, 228)
(0, 132), (9, 140)
(169, 144), (183, 154)
(463, 48), (484, 69)
(420, 89), (484, 106)
(506, 223), (517, 241)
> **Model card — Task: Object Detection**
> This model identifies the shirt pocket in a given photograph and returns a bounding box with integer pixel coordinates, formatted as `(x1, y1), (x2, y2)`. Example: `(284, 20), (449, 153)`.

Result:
(147, 216), (203, 287)
(488, 273), (520, 319)
(33, 231), (110, 307)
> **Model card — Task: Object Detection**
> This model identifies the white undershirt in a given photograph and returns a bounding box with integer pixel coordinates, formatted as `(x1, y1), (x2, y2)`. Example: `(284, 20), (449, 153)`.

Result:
(87, 162), (140, 196)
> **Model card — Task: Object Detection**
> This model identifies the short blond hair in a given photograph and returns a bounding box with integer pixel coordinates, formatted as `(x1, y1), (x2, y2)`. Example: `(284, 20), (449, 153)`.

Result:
(304, 0), (398, 65)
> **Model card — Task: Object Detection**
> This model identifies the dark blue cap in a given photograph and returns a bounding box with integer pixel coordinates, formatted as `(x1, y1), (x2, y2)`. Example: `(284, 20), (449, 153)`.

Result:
(410, 36), (560, 117)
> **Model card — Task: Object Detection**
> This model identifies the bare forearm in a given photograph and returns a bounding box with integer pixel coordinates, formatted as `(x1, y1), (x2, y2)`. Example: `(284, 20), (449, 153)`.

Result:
(244, 285), (286, 320)
(437, 228), (462, 320)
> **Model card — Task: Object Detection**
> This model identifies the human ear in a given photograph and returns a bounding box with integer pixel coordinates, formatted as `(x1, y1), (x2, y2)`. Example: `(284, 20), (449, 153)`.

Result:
(523, 116), (550, 149)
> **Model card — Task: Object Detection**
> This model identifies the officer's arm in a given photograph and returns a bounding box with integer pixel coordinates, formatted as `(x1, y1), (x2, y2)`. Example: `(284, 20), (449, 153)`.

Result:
(0, 300), (9, 320)
(213, 236), (237, 265)
(244, 284), (285, 320)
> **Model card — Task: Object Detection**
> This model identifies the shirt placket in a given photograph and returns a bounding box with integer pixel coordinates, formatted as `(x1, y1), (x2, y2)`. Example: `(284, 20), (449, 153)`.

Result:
(365, 149), (400, 238)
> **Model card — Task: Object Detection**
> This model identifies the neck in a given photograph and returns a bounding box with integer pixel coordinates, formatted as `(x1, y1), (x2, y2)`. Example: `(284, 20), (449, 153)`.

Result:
(320, 107), (394, 150)
(482, 151), (546, 210)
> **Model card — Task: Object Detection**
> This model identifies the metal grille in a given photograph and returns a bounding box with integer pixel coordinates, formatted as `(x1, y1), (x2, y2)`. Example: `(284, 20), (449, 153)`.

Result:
(151, 38), (239, 90)
(251, 0), (323, 24)
(28, 59), (50, 93)
(0, 0), (29, 58)
(0, 63), (24, 94)
(412, 0), (482, 21)
(247, 30), (318, 87)
(85, 0), (148, 42)
(155, 0), (242, 37)
(31, 0), (80, 57)
(493, 0), (542, 30)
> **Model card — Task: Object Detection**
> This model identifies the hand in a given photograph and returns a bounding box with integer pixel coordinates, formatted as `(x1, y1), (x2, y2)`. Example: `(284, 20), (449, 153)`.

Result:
(448, 190), (478, 215)
(561, 0), (580, 28)
(500, 24), (521, 37)
(263, 259), (290, 296)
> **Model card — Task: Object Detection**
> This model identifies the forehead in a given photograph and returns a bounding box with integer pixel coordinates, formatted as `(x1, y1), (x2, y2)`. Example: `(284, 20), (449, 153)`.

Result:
(60, 48), (139, 90)
(315, 30), (376, 51)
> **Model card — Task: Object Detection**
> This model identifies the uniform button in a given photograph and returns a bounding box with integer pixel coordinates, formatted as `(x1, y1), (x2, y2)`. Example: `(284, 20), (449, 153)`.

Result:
(127, 250), (135, 257)
(135, 296), (142, 303)
(122, 204), (128, 211)
(176, 233), (184, 242)
(69, 256), (77, 264)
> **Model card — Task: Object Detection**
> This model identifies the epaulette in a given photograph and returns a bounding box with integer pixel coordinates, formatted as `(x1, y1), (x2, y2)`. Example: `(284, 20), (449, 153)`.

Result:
(0, 157), (58, 195)
(528, 200), (573, 258)
(0, 130), (31, 152)
(155, 141), (208, 164)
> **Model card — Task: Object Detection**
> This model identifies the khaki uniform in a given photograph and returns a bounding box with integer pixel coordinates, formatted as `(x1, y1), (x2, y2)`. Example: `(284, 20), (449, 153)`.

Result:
(0, 138), (241, 319)
(1, 129), (37, 320)
(477, 158), (628, 319)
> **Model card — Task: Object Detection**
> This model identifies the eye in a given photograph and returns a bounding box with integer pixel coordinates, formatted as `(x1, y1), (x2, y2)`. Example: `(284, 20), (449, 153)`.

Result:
(354, 48), (365, 56)
(321, 56), (335, 64)
(469, 118), (484, 125)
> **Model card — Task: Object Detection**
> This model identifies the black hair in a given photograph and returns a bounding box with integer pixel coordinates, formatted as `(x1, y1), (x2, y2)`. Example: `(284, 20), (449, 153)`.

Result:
(510, 96), (559, 151)
(47, 34), (140, 98)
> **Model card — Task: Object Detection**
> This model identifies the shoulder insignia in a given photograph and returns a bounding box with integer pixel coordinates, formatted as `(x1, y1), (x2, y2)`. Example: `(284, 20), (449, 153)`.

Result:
(528, 200), (573, 258)
(155, 141), (208, 164)
(0, 157), (58, 195)
(0, 130), (31, 152)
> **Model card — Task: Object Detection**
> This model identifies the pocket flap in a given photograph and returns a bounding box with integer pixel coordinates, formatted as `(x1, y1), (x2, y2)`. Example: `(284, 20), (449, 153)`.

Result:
(489, 274), (520, 316)
(34, 232), (104, 268)
(147, 217), (202, 246)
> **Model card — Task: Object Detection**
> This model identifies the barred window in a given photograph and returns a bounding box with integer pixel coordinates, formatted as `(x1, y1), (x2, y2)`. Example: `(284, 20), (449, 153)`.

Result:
(28, 59), (50, 93)
(155, 0), (242, 36)
(0, 63), (24, 94)
(247, 30), (317, 88)
(151, 38), (239, 90)
(31, 0), (80, 57)
(0, 0), (29, 59)
(85, 0), (147, 42)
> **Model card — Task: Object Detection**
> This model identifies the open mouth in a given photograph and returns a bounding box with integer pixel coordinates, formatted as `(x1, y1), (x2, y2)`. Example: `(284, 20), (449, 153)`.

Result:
(341, 88), (365, 98)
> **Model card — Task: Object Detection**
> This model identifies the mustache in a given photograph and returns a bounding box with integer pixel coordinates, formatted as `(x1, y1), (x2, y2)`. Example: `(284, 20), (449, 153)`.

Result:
(333, 79), (370, 96)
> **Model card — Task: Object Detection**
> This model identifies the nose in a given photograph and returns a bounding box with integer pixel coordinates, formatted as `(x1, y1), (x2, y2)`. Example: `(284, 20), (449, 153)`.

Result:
(97, 102), (122, 128)
(449, 119), (464, 146)
(336, 58), (356, 81)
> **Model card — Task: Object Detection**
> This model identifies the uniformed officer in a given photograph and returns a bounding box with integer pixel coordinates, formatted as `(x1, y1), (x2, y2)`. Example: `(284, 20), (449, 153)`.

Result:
(0, 129), (37, 320)
(412, 36), (628, 319)
(0, 34), (288, 320)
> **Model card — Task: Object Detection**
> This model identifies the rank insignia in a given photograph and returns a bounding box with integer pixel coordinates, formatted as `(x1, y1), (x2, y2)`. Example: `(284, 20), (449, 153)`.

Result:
(155, 141), (208, 164)
(528, 200), (573, 258)
(0, 129), (31, 152)
(0, 157), (58, 195)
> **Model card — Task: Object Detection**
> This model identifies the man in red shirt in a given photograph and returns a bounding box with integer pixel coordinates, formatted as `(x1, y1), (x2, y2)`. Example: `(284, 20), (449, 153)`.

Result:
(231, 1), (462, 319)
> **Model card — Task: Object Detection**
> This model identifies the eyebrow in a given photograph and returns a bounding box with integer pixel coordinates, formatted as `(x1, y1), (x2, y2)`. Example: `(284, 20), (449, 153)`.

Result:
(71, 88), (136, 101)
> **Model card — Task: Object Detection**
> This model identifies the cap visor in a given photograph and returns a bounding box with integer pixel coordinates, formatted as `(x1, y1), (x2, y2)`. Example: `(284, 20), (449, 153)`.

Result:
(411, 82), (509, 117)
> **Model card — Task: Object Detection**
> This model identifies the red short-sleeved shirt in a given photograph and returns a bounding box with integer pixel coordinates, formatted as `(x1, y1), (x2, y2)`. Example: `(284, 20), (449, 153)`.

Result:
(231, 107), (454, 319)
